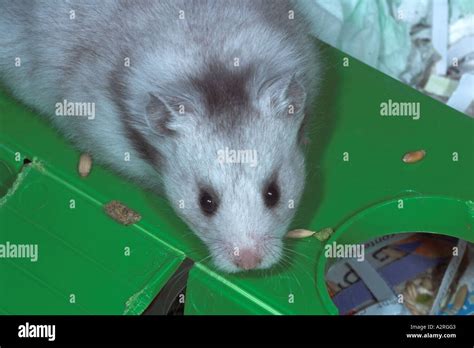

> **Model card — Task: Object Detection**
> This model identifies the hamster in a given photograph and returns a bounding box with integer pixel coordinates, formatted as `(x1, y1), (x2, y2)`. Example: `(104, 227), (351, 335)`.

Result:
(0, 0), (320, 272)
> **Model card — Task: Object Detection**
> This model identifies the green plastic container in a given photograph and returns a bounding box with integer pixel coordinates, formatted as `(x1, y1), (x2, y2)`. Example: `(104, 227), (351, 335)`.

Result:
(0, 42), (473, 315)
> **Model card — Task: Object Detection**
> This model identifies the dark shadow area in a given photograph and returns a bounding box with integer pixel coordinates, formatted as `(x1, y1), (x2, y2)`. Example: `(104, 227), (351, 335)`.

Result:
(291, 42), (342, 230)
(143, 258), (194, 315)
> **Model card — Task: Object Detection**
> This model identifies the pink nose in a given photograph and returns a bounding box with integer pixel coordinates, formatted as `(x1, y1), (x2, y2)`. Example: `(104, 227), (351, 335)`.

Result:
(233, 248), (262, 270)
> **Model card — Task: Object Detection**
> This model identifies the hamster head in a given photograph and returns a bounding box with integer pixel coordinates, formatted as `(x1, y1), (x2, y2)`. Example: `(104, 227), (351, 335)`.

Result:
(143, 67), (308, 273)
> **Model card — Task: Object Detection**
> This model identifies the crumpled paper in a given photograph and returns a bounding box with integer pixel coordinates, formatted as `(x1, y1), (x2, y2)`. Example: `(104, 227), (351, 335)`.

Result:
(297, 0), (474, 115)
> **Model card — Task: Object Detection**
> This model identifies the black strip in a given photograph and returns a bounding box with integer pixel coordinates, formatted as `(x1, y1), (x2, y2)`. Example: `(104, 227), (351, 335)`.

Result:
(143, 258), (194, 315)
(1, 315), (473, 345)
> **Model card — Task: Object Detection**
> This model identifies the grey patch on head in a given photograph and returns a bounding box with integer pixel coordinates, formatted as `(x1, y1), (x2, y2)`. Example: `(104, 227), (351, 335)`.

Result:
(108, 56), (163, 168)
(189, 60), (256, 132)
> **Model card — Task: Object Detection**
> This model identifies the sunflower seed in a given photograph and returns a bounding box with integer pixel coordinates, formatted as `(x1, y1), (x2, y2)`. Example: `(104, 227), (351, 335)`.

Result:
(78, 153), (92, 177)
(402, 150), (426, 163)
(285, 229), (315, 239)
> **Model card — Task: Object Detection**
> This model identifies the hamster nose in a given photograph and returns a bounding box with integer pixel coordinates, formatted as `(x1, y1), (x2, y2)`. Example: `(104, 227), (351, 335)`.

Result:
(233, 248), (262, 270)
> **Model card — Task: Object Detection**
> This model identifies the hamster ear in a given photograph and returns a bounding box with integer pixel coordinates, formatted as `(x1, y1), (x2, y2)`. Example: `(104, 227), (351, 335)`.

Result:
(270, 75), (306, 118)
(285, 76), (306, 116)
(144, 93), (194, 136)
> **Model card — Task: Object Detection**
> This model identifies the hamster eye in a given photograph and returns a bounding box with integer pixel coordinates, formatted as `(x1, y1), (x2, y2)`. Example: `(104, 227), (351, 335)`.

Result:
(263, 180), (280, 208)
(199, 189), (219, 216)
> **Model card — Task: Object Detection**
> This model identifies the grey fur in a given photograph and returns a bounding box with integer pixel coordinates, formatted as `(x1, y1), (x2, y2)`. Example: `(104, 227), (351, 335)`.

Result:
(0, 0), (320, 272)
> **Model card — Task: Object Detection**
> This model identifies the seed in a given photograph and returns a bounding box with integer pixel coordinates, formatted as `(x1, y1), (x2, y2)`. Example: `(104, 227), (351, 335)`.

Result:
(78, 153), (92, 177)
(285, 229), (315, 239)
(104, 200), (141, 226)
(314, 227), (334, 241)
(452, 284), (468, 312)
(402, 150), (426, 163)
